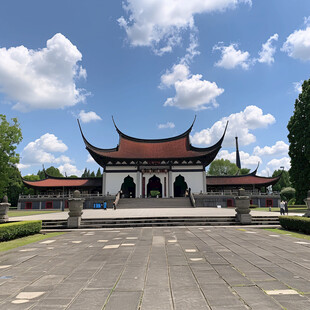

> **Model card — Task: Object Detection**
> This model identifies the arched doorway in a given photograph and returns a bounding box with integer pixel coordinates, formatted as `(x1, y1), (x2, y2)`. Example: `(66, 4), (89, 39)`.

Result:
(174, 175), (188, 197)
(147, 175), (162, 197)
(121, 175), (136, 198)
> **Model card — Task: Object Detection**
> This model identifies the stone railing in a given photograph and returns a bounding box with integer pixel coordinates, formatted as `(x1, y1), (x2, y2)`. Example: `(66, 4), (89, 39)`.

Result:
(189, 191), (196, 208)
(19, 193), (112, 199)
(194, 191), (280, 196)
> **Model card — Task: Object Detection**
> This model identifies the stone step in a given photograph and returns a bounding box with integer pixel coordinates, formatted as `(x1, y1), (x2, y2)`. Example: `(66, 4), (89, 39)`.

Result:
(41, 215), (279, 229)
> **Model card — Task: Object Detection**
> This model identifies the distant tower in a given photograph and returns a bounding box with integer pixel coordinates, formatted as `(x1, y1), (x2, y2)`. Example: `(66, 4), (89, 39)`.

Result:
(235, 137), (241, 169)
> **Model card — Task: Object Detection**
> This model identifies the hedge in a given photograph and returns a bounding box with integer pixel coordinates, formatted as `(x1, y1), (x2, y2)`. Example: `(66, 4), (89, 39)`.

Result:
(279, 216), (310, 235)
(0, 221), (42, 242)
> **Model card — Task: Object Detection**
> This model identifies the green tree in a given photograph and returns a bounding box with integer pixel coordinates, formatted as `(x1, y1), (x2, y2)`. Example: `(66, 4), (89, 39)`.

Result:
(287, 79), (310, 204)
(7, 166), (23, 206)
(22, 174), (40, 195)
(96, 168), (102, 177)
(0, 114), (22, 199)
(240, 168), (250, 175)
(81, 168), (88, 178)
(207, 159), (239, 176)
(37, 169), (46, 180)
(90, 171), (95, 177)
(280, 187), (296, 202)
(45, 166), (64, 177)
(272, 169), (291, 192)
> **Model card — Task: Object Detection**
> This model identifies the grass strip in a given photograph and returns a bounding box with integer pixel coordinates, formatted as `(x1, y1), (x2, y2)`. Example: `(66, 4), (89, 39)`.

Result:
(8, 210), (61, 217)
(263, 228), (310, 241)
(0, 232), (65, 252)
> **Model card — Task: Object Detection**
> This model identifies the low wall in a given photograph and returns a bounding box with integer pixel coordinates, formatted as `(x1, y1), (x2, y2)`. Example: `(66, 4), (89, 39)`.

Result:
(18, 196), (116, 210)
(194, 194), (280, 208)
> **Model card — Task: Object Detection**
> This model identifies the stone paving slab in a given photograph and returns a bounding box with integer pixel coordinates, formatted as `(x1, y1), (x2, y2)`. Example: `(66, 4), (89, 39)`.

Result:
(0, 226), (310, 309)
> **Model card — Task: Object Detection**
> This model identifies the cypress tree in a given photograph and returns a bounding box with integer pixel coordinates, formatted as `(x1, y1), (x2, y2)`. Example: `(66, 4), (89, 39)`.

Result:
(287, 79), (310, 204)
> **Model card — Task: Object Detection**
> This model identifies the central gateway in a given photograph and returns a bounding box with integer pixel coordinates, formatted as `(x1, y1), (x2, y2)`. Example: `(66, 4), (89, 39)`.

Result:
(78, 118), (227, 198)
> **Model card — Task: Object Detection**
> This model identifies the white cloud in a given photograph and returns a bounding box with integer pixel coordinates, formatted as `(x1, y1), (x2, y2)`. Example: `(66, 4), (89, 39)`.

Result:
(161, 63), (223, 110)
(257, 33), (278, 65)
(293, 81), (303, 93)
(164, 74), (224, 110)
(191, 105), (275, 147)
(266, 157), (291, 171)
(20, 133), (69, 165)
(0, 33), (88, 112)
(282, 25), (310, 61)
(214, 43), (250, 69)
(16, 163), (30, 170)
(78, 110), (102, 123)
(253, 141), (289, 157)
(58, 163), (82, 177)
(160, 64), (190, 88)
(217, 150), (262, 167)
(87, 154), (95, 163)
(158, 122), (175, 129)
(118, 0), (251, 53)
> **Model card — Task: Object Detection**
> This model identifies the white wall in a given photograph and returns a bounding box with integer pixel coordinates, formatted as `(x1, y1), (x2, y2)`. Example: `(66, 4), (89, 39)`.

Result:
(106, 172), (137, 195)
(171, 171), (204, 194)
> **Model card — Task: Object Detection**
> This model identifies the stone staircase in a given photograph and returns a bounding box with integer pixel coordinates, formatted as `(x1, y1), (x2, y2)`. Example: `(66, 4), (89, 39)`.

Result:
(41, 215), (279, 229)
(117, 197), (192, 208)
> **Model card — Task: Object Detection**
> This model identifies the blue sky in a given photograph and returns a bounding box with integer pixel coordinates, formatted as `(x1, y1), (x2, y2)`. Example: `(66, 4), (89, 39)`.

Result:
(1, 0), (309, 177)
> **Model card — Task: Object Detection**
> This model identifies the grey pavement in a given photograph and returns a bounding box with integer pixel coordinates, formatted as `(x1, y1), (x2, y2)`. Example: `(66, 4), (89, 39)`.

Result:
(9, 208), (300, 222)
(1, 226), (310, 309)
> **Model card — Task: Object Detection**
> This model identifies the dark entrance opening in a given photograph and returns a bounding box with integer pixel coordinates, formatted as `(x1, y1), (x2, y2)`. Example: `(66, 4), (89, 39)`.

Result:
(174, 175), (188, 197)
(121, 175), (136, 198)
(147, 175), (162, 197)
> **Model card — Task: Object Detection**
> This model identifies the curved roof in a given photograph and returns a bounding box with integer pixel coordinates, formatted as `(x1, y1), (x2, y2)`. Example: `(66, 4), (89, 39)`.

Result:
(206, 174), (281, 188)
(22, 177), (102, 188)
(78, 118), (228, 166)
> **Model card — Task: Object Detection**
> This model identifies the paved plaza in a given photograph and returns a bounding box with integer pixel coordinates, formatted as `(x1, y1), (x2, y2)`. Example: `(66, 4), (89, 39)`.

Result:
(0, 226), (310, 309)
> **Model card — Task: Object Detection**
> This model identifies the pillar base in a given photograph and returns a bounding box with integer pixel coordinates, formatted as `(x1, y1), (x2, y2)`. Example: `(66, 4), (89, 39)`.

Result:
(67, 217), (81, 228)
(236, 214), (252, 224)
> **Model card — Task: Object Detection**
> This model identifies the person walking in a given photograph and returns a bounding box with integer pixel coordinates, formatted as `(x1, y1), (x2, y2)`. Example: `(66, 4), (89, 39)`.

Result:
(280, 200), (285, 215)
(113, 201), (116, 210)
(103, 201), (107, 210)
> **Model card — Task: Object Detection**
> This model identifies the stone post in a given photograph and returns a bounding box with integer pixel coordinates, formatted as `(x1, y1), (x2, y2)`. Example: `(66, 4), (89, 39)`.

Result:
(235, 188), (252, 224)
(0, 196), (10, 223)
(67, 190), (84, 228)
(303, 190), (310, 217)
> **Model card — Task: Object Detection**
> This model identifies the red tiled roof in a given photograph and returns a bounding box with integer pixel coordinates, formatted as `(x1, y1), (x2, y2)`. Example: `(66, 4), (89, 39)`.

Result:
(206, 175), (280, 186)
(22, 178), (102, 188)
(78, 119), (227, 163)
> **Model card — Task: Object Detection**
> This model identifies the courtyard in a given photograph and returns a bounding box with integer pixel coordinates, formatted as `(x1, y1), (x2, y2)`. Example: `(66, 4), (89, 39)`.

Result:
(0, 225), (310, 309)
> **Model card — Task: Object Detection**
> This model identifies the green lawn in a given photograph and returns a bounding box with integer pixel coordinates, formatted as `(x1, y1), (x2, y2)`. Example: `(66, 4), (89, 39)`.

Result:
(252, 207), (307, 213)
(263, 228), (310, 240)
(0, 232), (65, 252)
(8, 210), (61, 217)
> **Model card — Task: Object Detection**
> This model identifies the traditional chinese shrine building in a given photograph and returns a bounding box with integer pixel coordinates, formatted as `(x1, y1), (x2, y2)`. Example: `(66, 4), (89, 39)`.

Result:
(19, 118), (281, 209)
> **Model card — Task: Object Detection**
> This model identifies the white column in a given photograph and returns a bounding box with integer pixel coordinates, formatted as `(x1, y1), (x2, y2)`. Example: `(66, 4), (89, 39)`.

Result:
(168, 171), (173, 197)
(102, 171), (106, 195)
(136, 171), (141, 198)
(202, 170), (207, 194)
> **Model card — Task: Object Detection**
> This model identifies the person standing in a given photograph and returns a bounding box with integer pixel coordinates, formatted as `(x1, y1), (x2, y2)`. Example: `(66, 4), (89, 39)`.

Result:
(284, 200), (288, 215)
(113, 201), (116, 210)
(103, 201), (107, 210)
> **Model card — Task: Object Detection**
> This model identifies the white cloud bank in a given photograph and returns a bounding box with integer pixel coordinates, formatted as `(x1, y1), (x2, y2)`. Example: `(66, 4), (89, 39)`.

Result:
(58, 163), (83, 177)
(261, 157), (291, 176)
(253, 141), (289, 157)
(191, 105), (275, 147)
(21, 133), (69, 165)
(161, 63), (224, 110)
(78, 110), (102, 123)
(293, 81), (303, 93)
(282, 17), (310, 61)
(158, 122), (175, 129)
(217, 150), (262, 167)
(0, 33), (88, 112)
(118, 0), (251, 53)
(213, 43), (250, 70)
